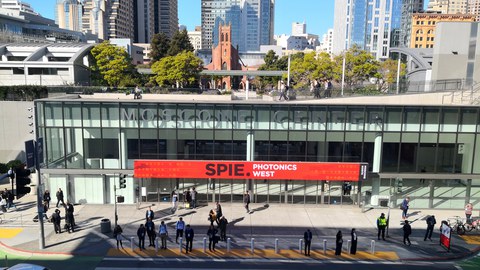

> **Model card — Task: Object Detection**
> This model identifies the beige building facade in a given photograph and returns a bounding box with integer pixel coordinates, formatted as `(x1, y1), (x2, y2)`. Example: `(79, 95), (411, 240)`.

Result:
(410, 13), (476, 49)
(427, 0), (468, 14)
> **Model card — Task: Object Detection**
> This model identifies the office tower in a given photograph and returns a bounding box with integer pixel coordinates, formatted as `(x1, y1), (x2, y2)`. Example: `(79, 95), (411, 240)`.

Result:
(82, 0), (107, 40)
(427, 0), (468, 14)
(134, 0), (155, 43)
(400, 0), (425, 48)
(320, 28), (334, 55)
(107, 0), (134, 39)
(55, 0), (83, 32)
(201, 0), (274, 52)
(467, 0), (480, 21)
(154, 0), (178, 38)
(188, 26), (202, 51)
(292, 22), (307, 36)
(0, 0), (37, 14)
(332, 0), (423, 60)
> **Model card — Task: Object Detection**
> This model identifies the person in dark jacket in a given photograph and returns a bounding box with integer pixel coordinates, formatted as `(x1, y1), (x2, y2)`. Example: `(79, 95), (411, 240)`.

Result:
(65, 209), (74, 233)
(145, 218), (156, 247)
(43, 190), (51, 210)
(56, 188), (65, 208)
(403, 220), (412, 246)
(304, 229), (312, 256)
(114, 224), (124, 249)
(243, 192), (250, 213)
(215, 202), (223, 224)
(51, 209), (61, 234)
(185, 224), (194, 254)
(137, 224), (146, 250)
(218, 216), (228, 241)
(424, 215), (436, 241)
(207, 224), (218, 252)
(145, 206), (154, 221)
(350, 228), (357, 254)
(335, 230), (343, 255)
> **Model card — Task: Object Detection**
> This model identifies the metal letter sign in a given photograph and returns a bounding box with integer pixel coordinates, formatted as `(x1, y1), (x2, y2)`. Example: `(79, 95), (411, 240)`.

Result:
(25, 140), (35, 169)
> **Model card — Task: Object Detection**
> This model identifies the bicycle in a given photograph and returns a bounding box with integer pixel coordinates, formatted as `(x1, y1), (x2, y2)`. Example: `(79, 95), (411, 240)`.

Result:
(447, 216), (466, 235)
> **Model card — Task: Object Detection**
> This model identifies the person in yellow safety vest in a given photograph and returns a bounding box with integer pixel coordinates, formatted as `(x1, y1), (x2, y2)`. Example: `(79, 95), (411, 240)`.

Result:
(377, 213), (387, 240)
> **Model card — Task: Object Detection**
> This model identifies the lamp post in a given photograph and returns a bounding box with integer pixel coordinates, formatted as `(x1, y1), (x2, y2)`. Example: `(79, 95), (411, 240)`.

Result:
(341, 55), (346, 96)
(33, 103), (45, 249)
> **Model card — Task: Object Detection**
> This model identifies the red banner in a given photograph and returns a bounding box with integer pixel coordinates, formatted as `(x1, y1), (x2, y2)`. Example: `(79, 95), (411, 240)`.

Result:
(440, 222), (451, 250)
(134, 160), (367, 181)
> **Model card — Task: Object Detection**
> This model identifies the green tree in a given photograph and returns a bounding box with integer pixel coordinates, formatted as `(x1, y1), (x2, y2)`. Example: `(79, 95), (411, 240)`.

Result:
(312, 52), (335, 82)
(90, 41), (134, 87)
(376, 58), (407, 92)
(167, 29), (194, 57)
(151, 51), (203, 88)
(258, 50), (283, 88)
(333, 45), (380, 90)
(150, 33), (171, 63)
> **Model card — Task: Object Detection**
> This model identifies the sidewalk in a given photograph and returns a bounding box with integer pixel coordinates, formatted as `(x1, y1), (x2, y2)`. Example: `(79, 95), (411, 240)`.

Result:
(1, 190), (479, 262)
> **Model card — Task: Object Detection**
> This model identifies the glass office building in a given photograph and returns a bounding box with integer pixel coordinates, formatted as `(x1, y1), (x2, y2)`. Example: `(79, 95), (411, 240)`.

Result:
(35, 98), (480, 210)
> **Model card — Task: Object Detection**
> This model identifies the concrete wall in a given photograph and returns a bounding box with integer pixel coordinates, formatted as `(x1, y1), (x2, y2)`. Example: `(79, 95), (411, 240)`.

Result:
(0, 101), (35, 163)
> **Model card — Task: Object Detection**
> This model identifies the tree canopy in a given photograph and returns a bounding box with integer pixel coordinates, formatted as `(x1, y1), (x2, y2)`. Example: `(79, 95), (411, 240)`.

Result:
(167, 29), (195, 57)
(150, 33), (170, 63)
(332, 45), (380, 89)
(151, 51), (203, 88)
(90, 41), (136, 87)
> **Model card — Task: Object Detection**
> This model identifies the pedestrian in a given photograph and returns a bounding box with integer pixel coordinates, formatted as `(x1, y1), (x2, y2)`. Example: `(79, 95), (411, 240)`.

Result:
(113, 224), (124, 249)
(176, 217), (185, 244)
(184, 189), (192, 208)
(56, 188), (65, 208)
(465, 202), (473, 224)
(424, 215), (436, 241)
(401, 197), (410, 220)
(6, 190), (15, 210)
(207, 224), (218, 252)
(43, 190), (51, 210)
(304, 229), (312, 256)
(215, 201), (223, 223)
(208, 209), (216, 226)
(137, 224), (146, 250)
(0, 197), (7, 212)
(145, 218), (156, 247)
(146, 206), (154, 221)
(243, 192), (250, 213)
(403, 220), (412, 246)
(325, 80), (333, 98)
(171, 191), (178, 213)
(65, 209), (74, 233)
(190, 187), (197, 209)
(218, 216), (228, 241)
(335, 230), (343, 255)
(185, 224), (194, 254)
(377, 213), (387, 240)
(159, 220), (168, 249)
(65, 201), (75, 227)
(51, 209), (61, 234)
(313, 80), (321, 99)
(350, 228), (357, 254)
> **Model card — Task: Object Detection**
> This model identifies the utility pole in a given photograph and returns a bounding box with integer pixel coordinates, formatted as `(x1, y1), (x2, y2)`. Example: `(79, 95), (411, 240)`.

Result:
(32, 104), (45, 249)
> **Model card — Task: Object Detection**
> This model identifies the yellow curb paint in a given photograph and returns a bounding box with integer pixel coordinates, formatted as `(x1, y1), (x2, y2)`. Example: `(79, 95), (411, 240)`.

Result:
(106, 248), (398, 260)
(460, 235), (480, 245)
(0, 228), (23, 239)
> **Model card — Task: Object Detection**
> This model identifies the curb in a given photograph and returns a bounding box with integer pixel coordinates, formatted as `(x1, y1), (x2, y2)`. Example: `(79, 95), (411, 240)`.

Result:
(401, 245), (480, 262)
(0, 241), (103, 258)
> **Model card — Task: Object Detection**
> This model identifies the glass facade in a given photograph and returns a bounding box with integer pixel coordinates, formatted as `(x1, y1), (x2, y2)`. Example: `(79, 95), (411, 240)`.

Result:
(36, 100), (480, 209)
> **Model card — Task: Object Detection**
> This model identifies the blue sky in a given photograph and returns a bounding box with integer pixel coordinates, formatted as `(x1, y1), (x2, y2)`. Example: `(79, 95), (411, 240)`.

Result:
(28, 0), (336, 36)
(26, 0), (431, 37)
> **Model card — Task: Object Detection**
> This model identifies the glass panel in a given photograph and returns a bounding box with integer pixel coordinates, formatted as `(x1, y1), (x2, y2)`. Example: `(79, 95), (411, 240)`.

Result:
(403, 107), (420, 132)
(421, 107), (439, 132)
(46, 127), (65, 168)
(271, 105), (288, 130)
(457, 134), (475, 174)
(104, 128), (121, 169)
(384, 107), (402, 132)
(440, 108), (458, 132)
(138, 104), (158, 129)
(433, 180), (467, 209)
(63, 102), (81, 127)
(253, 105), (270, 130)
(418, 133), (437, 172)
(65, 128), (84, 169)
(365, 107), (383, 132)
(308, 106), (327, 131)
(437, 133), (457, 173)
(327, 107), (346, 130)
(102, 103), (120, 128)
(215, 104), (233, 130)
(400, 133), (419, 172)
(45, 102), (63, 127)
(82, 103), (101, 127)
(459, 108), (477, 132)
(289, 106), (308, 130)
(159, 104), (177, 129)
(83, 128), (101, 169)
(346, 107), (364, 131)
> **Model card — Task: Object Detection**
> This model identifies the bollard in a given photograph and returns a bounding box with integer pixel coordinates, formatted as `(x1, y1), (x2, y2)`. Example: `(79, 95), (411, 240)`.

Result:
(155, 238), (159, 253)
(179, 237), (183, 253)
(227, 237), (231, 253)
(323, 239), (327, 255)
(275, 238), (279, 254)
(130, 237), (135, 251)
(347, 239), (351, 252)
(251, 238), (255, 254)
(299, 239), (303, 254)
(203, 237), (207, 252)
(371, 240), (375, 254)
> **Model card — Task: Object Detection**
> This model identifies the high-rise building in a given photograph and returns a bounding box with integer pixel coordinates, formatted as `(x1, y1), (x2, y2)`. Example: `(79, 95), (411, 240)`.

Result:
(55, 0), (83, 32)
(201, 0), (274, 52)
(320, 28), (334, 55)
(154, 0), (178, 38)
(133, 0), (155, 43)
(82, 0), (107, 40)
(107, 0), (134, 39)
(332, 0), (423, 60)
(467, 0), (480, 21)
(188, 26), (202, 51)
(427, 0), (468, 14)
(0, 0), (37, 15)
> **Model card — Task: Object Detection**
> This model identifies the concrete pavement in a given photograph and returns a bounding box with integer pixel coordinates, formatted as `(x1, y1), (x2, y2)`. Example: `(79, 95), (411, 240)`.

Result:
(1, 190), (479, 263)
